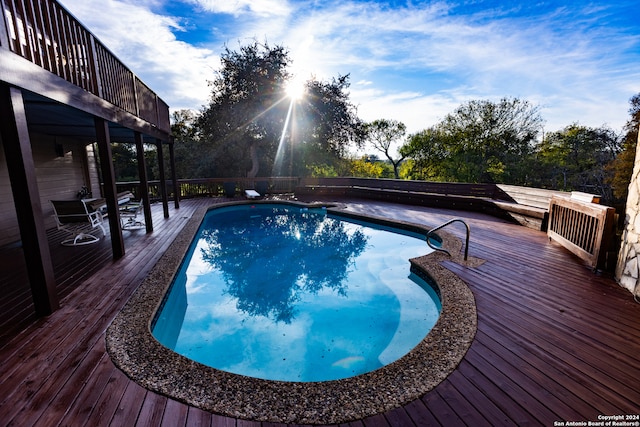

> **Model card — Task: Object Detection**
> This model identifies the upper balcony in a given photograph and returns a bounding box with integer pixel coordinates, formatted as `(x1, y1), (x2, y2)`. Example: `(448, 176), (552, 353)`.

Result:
(0, 0), (170, 142)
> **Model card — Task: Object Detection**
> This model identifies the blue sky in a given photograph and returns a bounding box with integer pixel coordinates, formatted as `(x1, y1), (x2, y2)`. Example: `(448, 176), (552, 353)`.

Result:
(61, 0), (639, 136)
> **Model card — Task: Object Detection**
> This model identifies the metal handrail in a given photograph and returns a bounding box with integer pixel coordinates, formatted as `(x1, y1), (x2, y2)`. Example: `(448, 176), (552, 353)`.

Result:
(426, 218), (470, 261)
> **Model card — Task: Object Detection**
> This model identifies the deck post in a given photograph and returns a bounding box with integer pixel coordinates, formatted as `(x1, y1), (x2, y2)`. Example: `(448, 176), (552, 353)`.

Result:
(0, 83), (59, 315)
(156, 139), (169, 218)
(169, 142), (179, 209)
(134, 131), (153, 232)
(94, 117), (125, 259)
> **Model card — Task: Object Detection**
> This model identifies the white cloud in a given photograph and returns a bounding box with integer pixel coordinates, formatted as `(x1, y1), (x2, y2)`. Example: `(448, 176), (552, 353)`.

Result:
(305, 2), (636, 121)
(186, 0), (292, 17)
(59, 0), (219, 111)
(352, 85), (450, 130)
(57, 0), (639, 133)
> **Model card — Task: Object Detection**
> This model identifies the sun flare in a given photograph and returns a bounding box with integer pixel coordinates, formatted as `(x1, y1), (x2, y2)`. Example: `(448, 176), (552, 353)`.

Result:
(285, 77), (305, 100)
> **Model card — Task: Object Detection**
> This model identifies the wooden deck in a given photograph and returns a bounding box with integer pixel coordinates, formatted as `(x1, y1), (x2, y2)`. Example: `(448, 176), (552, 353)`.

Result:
(1, 197), (639, 426)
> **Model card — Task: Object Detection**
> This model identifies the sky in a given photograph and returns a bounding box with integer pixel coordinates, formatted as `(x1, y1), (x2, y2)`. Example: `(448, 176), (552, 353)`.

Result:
(60, 0), (640, 136)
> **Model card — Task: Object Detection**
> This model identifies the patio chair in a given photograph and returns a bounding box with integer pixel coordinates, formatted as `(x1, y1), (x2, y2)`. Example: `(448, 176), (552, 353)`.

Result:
(119, 199), (145, 230)
(51, 199), (106, 246)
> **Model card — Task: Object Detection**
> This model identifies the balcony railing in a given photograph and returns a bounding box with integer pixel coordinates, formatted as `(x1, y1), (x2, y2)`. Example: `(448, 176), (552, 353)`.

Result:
(0, 0), (169, 133)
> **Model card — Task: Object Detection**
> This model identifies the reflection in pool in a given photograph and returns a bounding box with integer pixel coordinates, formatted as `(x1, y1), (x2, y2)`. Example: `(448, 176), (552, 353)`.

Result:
(152, 204), (440, 382)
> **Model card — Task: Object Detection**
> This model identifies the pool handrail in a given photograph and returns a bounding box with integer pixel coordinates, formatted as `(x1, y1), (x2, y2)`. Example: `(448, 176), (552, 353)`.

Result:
(426, 218), (470, 261)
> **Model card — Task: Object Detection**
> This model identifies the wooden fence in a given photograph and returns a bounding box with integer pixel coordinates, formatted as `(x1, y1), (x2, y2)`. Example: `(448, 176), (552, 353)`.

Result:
(116, 177), (300, 200)
(298, 177), (499, 198)
(547, 195), (616, 270)
(115, 176), (618, 270)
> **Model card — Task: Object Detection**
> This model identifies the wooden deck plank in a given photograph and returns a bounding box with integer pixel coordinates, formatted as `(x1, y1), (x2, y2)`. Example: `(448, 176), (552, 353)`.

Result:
(185, 406), (214, 427)
(401, 399), (440, 427)
(237, 419), (262, 427)
(464, 266), (640, 367)
(443, 261), (640, 408)
(382, 406), (417, 427)
(432, 381), (493, 426)
(83, 369), (132, 426)
(210, 412), (239, 427)
(464, 338), (568, 424)
(0, 248), (167, 411)
(480, 314), (634, 416)
(1, 197), (639, 426)
(56, 352), (118, 426)
(159, 398), (189, 427)
(5, 336), (105, 426)
(452, 357), (535, 426)
(444, 362), (515, 426)
(420, 387), (466, 426)
(110, 380), (149, 426)
(136, 392), (169, 427)
(361, 413), (392, 427)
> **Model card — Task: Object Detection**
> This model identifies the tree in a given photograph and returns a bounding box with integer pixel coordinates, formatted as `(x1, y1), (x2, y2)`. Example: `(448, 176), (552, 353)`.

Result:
(399, 127), (450, 181)
(289, 75), (366, 176)
(401, 98), (544, 183)
(607, 93), (640, 200)
(199, 43), (365, 178)
(535, 124), (621, 200)
(364, 119), (407, 178)
(109, 142), (158, 182)
(111, 143), (138, 182)
(170, 109), (207, 178)
(348, 156), (386, 178)
(199, 41), (291, 178)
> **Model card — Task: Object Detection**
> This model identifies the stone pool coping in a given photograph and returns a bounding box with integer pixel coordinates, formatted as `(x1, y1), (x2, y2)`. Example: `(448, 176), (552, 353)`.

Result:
(105, 200), (482, 425)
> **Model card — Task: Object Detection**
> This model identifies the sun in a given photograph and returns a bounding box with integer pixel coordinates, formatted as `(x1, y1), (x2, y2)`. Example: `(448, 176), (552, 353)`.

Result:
(285, 76), (305, 100)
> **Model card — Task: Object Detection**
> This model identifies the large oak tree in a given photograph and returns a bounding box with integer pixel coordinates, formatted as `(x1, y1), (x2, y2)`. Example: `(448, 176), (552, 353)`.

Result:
(197, 42), (365, 178)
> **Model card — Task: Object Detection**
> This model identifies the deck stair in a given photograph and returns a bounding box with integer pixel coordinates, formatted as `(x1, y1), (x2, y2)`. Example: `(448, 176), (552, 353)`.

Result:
(492, 184), (569, 230)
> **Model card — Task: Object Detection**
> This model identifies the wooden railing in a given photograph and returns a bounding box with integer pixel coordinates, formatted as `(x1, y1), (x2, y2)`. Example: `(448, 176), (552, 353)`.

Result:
(298, 177), (499, 198)
(115, 177), (301, 201)
(112, 176), (619, 269)
(547, 195), (616, 270)
(0, 0), (169, 132)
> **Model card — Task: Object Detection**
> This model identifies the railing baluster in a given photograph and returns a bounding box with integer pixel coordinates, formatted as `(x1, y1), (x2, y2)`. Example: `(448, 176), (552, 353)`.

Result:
(31, 0), (51, 70)
(48, 1), (65, 78)
(16, 0), (35, 61)
(56, 5), (73, 82)
(23, 0), (43, 66)
(87, 34), (101, 96)
(5, 0), (22, 54)
(68, 19), (82, 87)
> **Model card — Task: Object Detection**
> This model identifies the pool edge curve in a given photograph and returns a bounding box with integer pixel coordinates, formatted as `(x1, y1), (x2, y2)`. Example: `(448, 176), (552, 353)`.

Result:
(105, 200), (480, 425)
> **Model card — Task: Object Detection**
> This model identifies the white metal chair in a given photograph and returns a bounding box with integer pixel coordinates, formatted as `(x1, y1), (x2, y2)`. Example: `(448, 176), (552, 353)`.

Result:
(51, 199), (106, 246)
(119, 199), (145, 230)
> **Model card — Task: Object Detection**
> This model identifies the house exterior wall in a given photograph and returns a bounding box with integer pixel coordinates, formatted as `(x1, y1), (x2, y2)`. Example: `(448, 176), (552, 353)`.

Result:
(615, 128), (640, 297)
(0, 134), (96, 246)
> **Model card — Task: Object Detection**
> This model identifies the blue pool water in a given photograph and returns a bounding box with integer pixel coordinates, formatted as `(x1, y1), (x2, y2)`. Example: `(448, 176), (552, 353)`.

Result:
(152, 204), (441, 382)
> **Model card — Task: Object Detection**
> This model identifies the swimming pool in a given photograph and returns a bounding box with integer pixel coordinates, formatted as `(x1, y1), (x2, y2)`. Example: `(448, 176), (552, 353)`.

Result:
(152, 204), (441, 382)
(106, 201), (478, 424)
